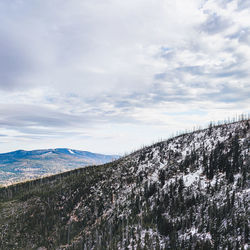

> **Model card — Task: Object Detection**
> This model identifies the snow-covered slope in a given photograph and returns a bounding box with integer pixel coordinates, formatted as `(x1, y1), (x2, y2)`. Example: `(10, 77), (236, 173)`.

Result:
(0, 120), (249, 249)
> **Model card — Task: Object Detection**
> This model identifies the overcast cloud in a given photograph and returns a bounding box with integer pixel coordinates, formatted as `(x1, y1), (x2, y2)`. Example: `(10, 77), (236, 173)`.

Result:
(0, 0), (249, 154)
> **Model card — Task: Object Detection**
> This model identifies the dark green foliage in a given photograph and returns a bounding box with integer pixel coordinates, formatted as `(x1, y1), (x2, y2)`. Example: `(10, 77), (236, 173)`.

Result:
(0, 120), (249, 249)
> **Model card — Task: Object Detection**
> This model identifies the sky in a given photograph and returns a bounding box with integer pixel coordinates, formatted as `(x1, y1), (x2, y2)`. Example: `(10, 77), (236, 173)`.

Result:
(0, 0), (249, 155)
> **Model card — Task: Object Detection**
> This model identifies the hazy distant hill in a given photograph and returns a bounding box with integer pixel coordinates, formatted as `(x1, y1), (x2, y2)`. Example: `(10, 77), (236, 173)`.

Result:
(0, 120), (249, 249)
(0, 148), (119, 185)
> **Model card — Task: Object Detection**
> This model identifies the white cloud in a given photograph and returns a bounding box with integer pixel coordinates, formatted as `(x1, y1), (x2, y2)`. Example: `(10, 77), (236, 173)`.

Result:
(0, 0), (249, 154)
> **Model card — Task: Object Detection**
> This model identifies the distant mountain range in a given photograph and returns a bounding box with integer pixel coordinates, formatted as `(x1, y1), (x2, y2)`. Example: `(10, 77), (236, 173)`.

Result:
(0, 148), (119, 185)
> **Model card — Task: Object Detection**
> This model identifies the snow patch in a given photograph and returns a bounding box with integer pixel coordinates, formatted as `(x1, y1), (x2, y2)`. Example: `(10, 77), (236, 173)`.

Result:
(68, 149), (75, 154)
(183, 168), (202, 187)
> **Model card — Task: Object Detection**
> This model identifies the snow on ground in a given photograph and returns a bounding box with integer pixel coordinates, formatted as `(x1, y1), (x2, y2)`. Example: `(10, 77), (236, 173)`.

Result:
(42, 151), (53, 156)
(183, 168), (203, 187)
(68, 149), (75, 154)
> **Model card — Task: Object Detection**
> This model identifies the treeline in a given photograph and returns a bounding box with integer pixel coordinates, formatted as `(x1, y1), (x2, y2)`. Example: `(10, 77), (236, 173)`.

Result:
(0, 157), (121, 201)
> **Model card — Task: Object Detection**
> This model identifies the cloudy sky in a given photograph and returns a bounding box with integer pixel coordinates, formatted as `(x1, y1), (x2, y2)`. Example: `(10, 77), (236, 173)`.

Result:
(0, 0), (249, 154)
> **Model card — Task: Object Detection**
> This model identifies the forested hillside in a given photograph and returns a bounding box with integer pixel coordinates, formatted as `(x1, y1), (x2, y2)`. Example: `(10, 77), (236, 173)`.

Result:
(0, 120), (249, 249)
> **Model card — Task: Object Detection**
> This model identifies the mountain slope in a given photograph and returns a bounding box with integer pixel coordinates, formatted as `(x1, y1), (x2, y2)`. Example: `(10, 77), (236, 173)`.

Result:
(0, 120), (249, 249)
(0, 148), (119, 185)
